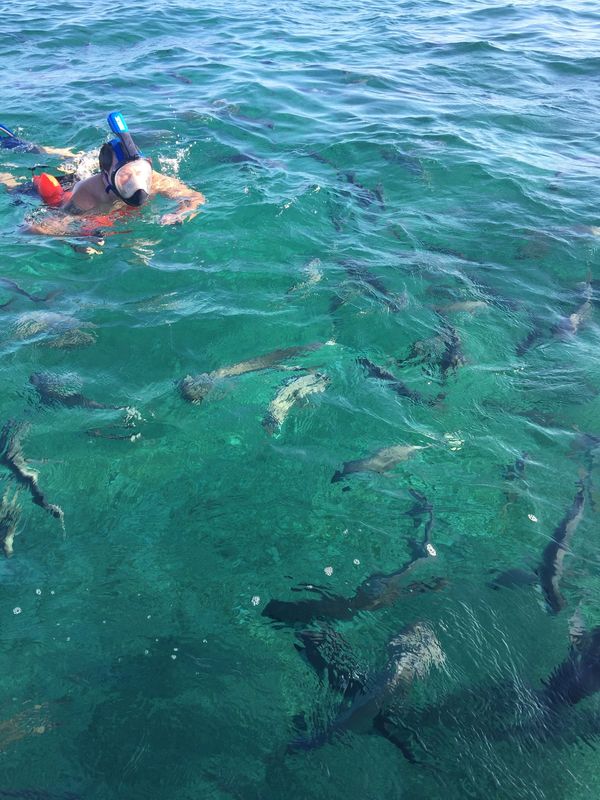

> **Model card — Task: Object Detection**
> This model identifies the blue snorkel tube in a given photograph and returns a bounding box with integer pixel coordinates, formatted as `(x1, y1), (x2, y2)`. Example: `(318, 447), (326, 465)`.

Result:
(106, 111), (144, 162)
(100, 111), (151, 207)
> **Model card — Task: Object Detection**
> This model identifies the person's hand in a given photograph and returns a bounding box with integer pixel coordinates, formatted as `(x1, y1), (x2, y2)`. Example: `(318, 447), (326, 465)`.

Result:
(160, 212), (184, 226)
(160, 209), (201, 226)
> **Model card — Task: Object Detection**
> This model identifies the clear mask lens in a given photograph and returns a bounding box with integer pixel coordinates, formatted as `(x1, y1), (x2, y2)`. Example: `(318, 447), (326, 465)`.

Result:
(113, 159), (152, 199)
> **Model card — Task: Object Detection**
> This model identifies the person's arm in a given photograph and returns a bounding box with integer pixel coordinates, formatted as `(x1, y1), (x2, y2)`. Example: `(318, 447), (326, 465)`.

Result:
(152, 170), (206, 225)
(41, 145), (80, 158)
(23, 212), (88, 237)
(0, 171), (23, 190)
(23, 179), (92, 236)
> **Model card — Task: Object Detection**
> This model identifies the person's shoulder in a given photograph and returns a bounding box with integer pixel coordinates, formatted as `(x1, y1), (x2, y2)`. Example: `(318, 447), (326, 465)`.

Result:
(73, 172), (104, 191)
(69, 173), (105, 211)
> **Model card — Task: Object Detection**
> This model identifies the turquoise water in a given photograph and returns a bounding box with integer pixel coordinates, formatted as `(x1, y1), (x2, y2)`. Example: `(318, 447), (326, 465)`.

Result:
(1, 0), (599, 797)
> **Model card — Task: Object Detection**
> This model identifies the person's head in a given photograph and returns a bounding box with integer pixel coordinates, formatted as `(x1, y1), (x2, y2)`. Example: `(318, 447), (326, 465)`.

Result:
(99, 112), (153, 207)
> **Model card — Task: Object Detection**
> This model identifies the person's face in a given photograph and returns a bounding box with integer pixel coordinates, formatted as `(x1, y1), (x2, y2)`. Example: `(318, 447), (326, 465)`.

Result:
(113, 158), (153, 205)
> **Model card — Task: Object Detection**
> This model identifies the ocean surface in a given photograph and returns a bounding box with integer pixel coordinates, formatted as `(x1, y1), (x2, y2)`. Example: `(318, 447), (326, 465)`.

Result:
(0, 0), (599, 798)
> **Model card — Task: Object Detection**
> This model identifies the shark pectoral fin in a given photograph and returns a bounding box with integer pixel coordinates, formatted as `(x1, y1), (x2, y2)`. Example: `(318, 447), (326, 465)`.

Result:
(373, 712), (421, 764)
(291, 711), (309, 733)
(338, 670), (369, 701)
(329, 294), (346, 313)
(296, 627), (367, 698)
(294, 633), (327, 682)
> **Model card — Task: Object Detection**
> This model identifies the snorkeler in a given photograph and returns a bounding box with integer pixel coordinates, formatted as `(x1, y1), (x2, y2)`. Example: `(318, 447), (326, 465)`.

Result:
(0, 123), (77, 159)
(0, 112), (205, 235)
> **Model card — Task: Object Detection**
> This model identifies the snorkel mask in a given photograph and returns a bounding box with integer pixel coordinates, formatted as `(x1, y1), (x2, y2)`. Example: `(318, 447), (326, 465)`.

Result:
(99, 111), (152, 207)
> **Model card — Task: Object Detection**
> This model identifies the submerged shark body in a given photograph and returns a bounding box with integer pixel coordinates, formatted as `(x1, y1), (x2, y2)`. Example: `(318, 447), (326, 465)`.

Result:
(263, 372), (330, 434)
(538, 479), (586, 614)
(331, 443), (429, 483)
(543, 626), (600, 708)
(263, 497), (441, 626)
(290, 622), (445, 755)
(552, 278), (593, 338)
(12, 311), (97, 349)
(393, 624), (600, 766)
(263, 573), (446, 626)
(0, 490), (20, 558)
(358, 357), (428, 404)
(0, 420), (63, 521)
(29, 372), (116, 410)
(438, 322), (466, 379)
(333, 260), (408, 314)
(180, 342), (325, 404)
(399, 321), (465, 381)
(0, 276), (58, 304)
(490, 476), (586, 612)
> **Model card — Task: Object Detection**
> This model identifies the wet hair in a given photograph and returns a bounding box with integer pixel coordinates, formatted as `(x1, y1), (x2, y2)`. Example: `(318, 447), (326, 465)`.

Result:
(99, 143), (115, 173)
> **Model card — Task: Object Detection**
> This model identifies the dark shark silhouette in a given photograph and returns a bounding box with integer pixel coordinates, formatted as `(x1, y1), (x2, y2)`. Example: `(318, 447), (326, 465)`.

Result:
(29, 372), (118, 410)
(179, 342), (324, 404)
(398, 319), (465, 381)
(289, 622), (444, 758)
(387, 624), (600, 765)
(538, 478), (586, 614)
(490, 476), (586, 614)
(0, 420), (63, 521)
(263, 491), (442, 625)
